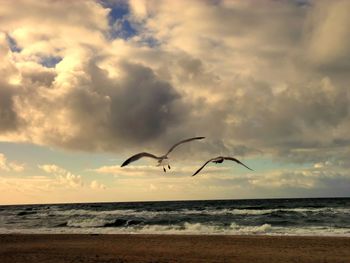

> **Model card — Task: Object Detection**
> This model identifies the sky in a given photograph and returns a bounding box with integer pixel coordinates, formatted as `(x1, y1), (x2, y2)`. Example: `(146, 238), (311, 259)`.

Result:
(0, 0), (350, 205)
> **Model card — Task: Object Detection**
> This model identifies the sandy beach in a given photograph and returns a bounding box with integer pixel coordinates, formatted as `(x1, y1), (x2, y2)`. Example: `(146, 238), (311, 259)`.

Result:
(0, 234), (349, 263)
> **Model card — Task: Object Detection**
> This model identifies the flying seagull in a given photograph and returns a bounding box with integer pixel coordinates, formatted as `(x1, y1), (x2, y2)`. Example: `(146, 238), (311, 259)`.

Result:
(192, 156), (253, 176)
(121, 137), (205, 172)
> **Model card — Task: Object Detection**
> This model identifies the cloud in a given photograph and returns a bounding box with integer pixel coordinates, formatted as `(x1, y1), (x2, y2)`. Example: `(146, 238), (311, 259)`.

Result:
(0, 82), (20, 133)
(0, 0), (109, 56)
(0, 35), (22, 133)
(0, 32), (187, 152)
(39, 164), (108, 191)
(90, 180), (106, 190)
(106, 61), (185, 144)
(39, 164), (83, 188)
(124, 0), (350, 165)
(305, 0), (350, 69)
(0, 0), (349, 171)
(0, 153), (24, 172)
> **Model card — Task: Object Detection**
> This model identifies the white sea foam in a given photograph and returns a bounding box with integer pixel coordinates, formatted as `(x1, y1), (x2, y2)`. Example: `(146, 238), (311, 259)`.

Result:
(47, 207), (350, 218)
(66, 218), (113, 228)
(1, 222), (350, 236)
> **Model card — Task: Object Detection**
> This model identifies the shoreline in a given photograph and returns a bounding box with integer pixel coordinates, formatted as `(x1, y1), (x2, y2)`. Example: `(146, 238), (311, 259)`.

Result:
(1, 232), (350, 237)
(1, 234), (350, 262)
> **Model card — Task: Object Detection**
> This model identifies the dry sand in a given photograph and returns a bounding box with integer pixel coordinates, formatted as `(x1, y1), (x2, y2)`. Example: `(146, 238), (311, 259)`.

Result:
(1, 234), (350, 263)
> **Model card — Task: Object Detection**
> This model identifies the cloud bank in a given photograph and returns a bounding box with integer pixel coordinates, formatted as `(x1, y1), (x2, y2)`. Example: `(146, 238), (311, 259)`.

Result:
(0, 0), (349, 169)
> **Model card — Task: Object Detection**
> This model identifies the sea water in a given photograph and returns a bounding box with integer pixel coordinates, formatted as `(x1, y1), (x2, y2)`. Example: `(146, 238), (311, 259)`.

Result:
(0, 198), (349, 236)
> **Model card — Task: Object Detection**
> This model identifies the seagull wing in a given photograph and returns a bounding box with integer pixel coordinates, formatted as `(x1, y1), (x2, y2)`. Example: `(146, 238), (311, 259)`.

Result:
(165, 136), (205, 156)
(192, 157), (220, 177)
(121, 152), (160, 167)
(224, 157), (253, 171)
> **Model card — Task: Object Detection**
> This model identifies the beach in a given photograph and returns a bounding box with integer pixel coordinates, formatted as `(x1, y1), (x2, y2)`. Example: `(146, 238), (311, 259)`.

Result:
(1, 234), (350, 263)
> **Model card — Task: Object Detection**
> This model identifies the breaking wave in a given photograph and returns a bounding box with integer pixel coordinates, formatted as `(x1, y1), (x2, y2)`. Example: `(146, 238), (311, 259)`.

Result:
(47, 207), (350, 218)
(1, 198), (350, 236)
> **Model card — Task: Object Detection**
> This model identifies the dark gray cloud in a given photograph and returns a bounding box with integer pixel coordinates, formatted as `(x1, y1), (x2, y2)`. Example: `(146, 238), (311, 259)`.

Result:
(229, 78), (350, 146)
(16, 57), (188, 152)
(108, 62), (184, 144)
(0, 83), (20, 132)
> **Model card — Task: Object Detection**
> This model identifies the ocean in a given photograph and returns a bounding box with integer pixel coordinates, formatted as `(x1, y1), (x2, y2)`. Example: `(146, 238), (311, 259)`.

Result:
(0, 198), (349, 236)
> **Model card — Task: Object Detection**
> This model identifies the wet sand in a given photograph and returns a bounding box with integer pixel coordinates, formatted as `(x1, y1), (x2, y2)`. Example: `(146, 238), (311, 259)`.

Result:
(1, 234), (350, 263)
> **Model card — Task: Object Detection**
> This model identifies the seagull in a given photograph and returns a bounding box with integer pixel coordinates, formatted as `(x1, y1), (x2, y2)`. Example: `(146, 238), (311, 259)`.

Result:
(192, 156), (253, 176)
(121, 137), (205, 172)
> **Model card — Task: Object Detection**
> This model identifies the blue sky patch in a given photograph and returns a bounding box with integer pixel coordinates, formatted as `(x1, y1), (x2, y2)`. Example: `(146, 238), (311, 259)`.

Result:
(40, 56), (62, 68)
(6, 34), (21, 53)
(100, 0), (138, 40)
